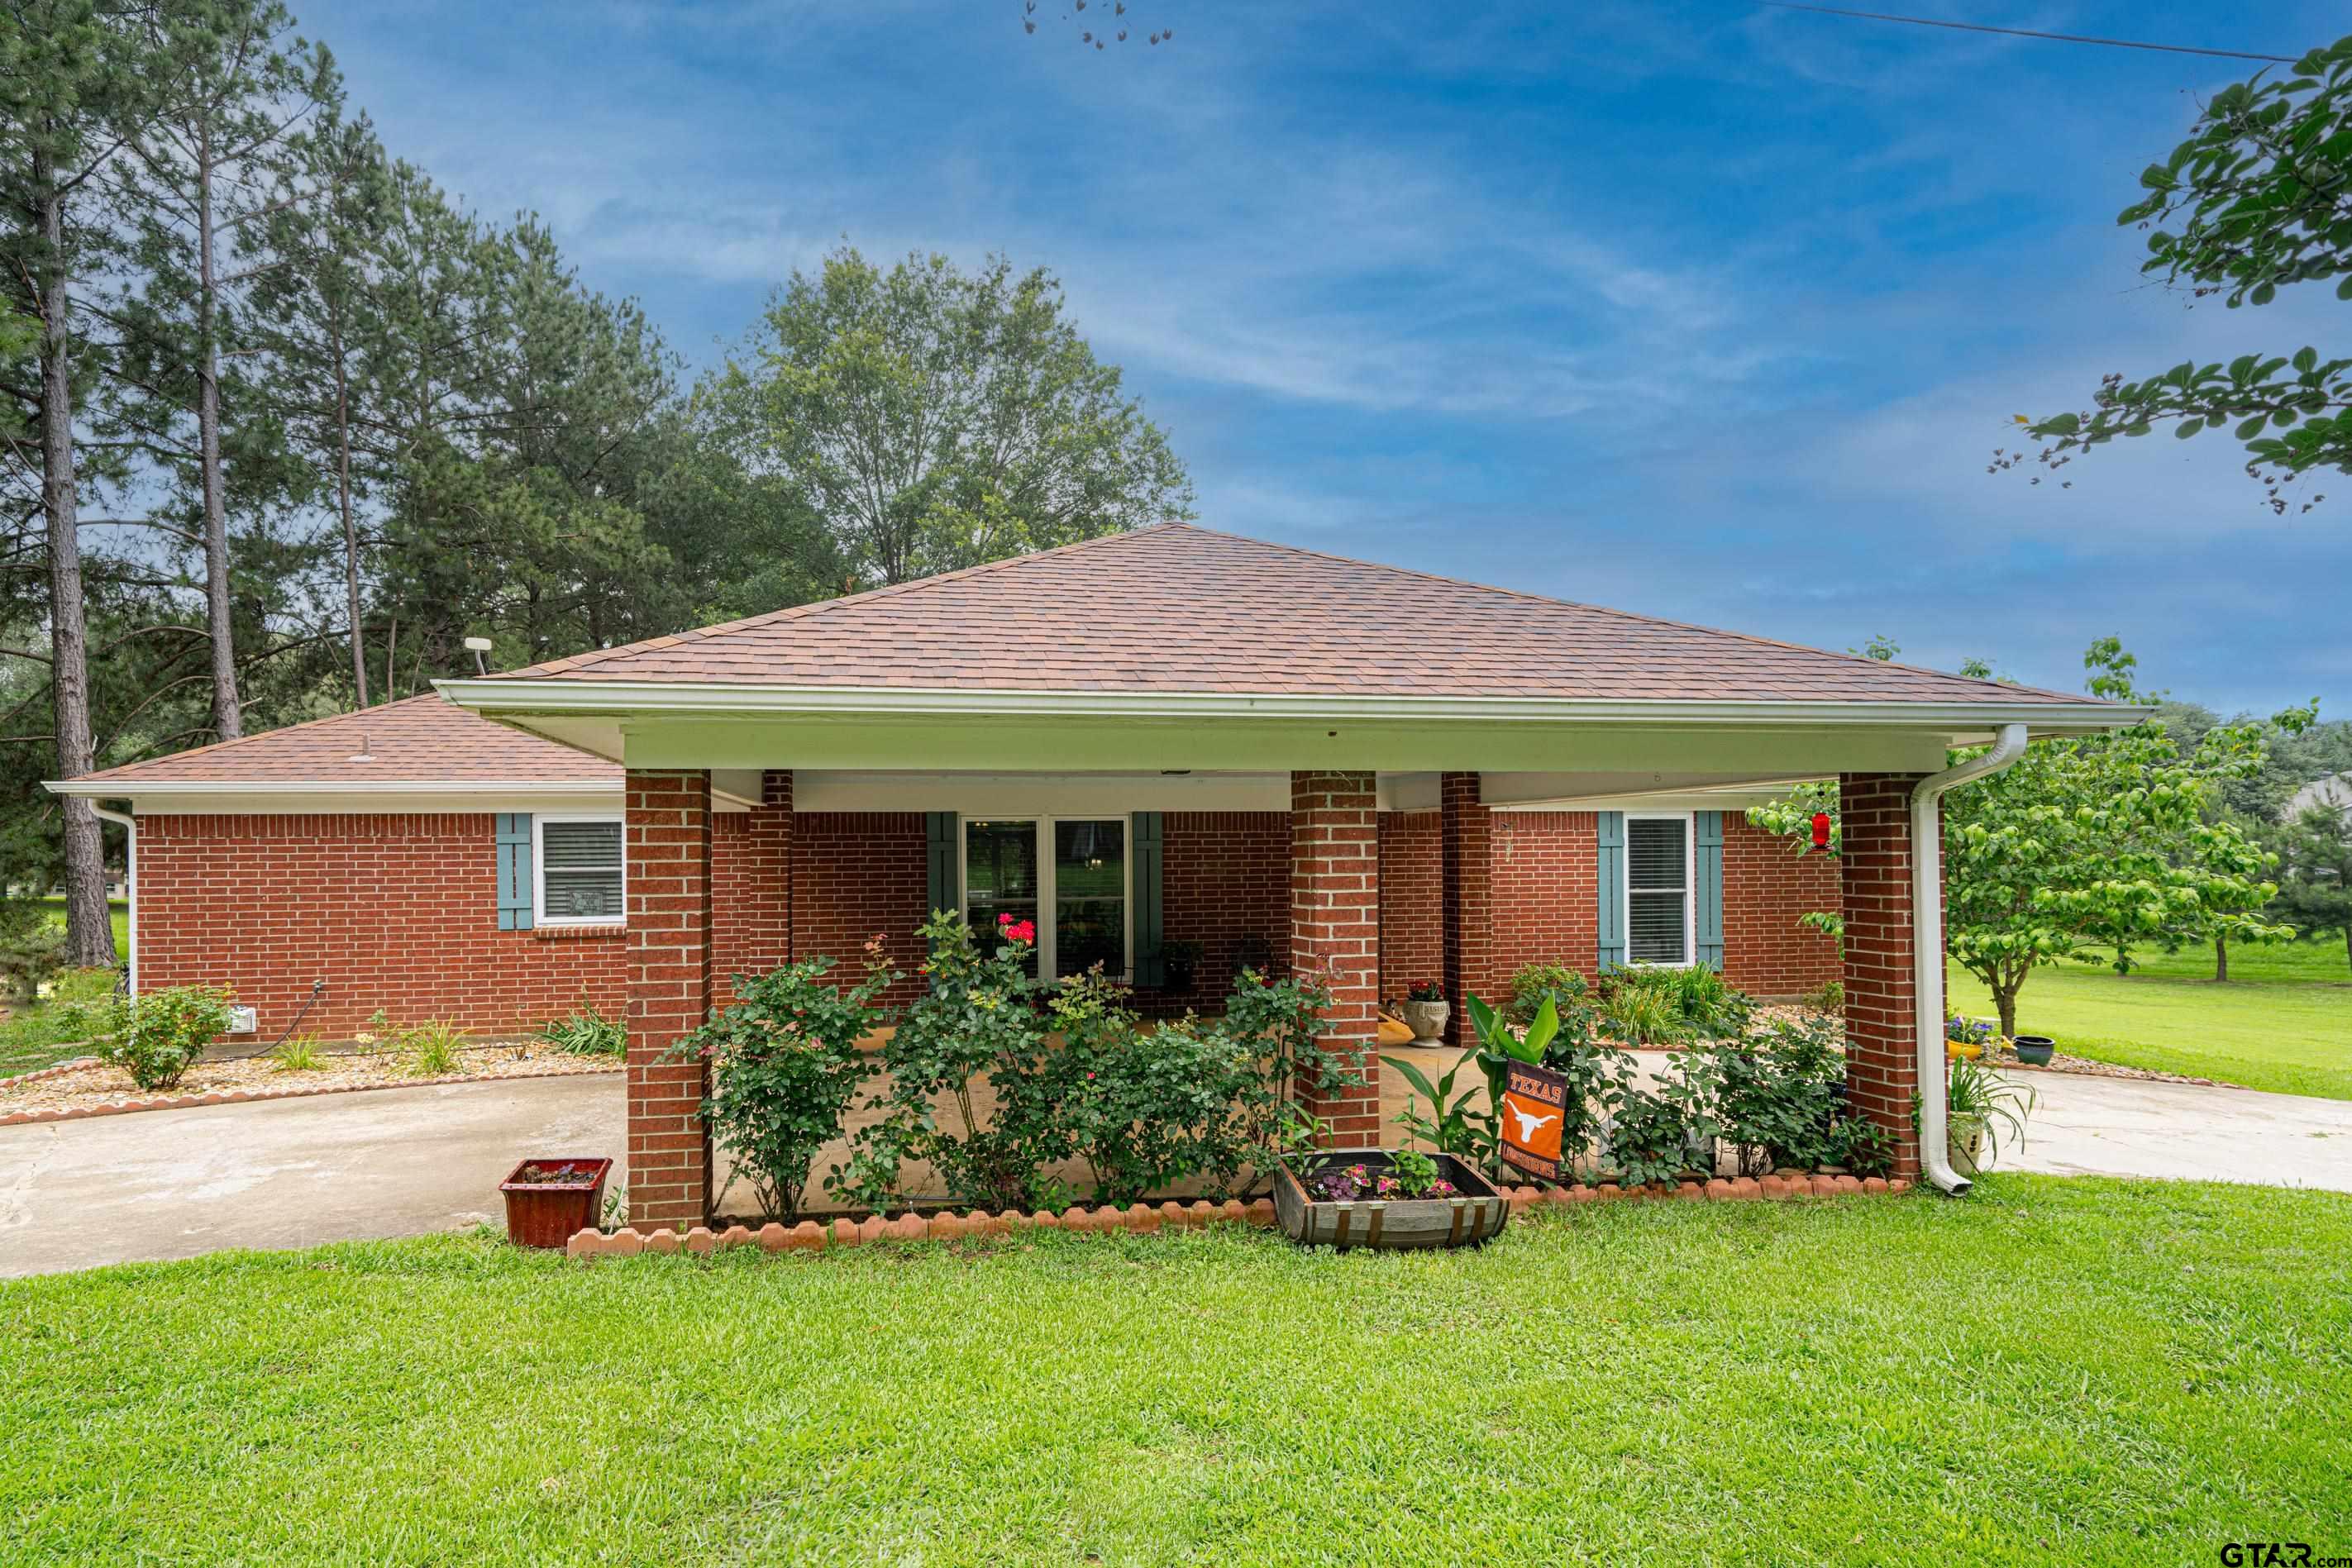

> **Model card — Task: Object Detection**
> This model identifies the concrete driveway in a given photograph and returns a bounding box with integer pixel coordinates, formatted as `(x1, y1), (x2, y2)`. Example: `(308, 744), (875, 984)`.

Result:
(2001, 1070), (2352, 1193)
(0, 1075), (623, 1278)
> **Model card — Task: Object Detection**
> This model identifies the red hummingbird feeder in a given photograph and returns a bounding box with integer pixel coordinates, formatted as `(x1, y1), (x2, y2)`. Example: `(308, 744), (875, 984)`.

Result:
(1811, 812), (1833, 851)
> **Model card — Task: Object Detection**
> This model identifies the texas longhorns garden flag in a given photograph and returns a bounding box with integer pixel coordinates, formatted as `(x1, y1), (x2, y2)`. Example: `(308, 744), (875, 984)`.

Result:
(1499, 1060), (1570, 1183)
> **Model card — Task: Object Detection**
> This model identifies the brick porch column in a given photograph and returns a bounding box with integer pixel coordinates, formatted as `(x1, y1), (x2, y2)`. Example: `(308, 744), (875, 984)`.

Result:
(1290, 770), (1382, 1145)
(742, 769), (794, 975)
(1840, 772), (1926, 1181)
(1438, 771), (1491, 1045)
(627, 769), (714, 1227)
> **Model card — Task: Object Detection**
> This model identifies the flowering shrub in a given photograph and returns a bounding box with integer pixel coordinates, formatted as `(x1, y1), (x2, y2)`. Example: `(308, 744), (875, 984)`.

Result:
(678, 939), (897, 1219)
(93, 984), (236, 1090)
(833, 912), (1061, 1213)
(1042, 972), (1257, 1204)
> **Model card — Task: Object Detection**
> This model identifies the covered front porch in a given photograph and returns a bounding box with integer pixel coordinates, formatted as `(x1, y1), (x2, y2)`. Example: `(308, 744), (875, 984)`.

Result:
(589, 730), (1947, 1227)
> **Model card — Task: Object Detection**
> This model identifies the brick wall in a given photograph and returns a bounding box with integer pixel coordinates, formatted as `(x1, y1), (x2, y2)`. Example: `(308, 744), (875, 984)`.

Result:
(1377, 812), (1440, 1002)
(1720, 811), (1842, 998)
(712, 771), (794, 1003)
(1289, 771), (1381, 1143)
(1161, 811), (1289, 1008)
(1490, 810), (1601, 986)
(1839, 774), (1925, 1180)
(136, 812), (627, 1040)
(624, 770), (714, 1227)
(791, 811), (931, 1009)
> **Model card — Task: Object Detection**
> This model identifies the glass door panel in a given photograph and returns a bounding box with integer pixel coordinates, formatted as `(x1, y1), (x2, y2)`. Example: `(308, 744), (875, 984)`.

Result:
(964, 819), (1039, 975)
(1053, 818), (1126, 980)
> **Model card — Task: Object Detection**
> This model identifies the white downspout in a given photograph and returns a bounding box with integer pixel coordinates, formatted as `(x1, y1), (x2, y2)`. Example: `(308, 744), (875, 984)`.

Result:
(1910, 722), (2027, 1195)
(91, 804), (136, 997)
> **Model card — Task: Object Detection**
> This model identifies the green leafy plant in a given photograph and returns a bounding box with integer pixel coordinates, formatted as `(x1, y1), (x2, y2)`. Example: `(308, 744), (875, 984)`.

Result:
(1386, 1048), (1482, 1160)
(1802, 978), (1844, 1014)
(1829, 1118), (1896, 1180)
(1038, 970), (1259, 1206)
(1603, 1084), (1701, 1189)
(679, 940), (895, 1220)
(1596, 974), (1686, 1046)
(269, 1033), (327, 1074)
(1509, 962), (1587, 1026)
(1214, 964), (1346, 1170)
(0, 897), (67, 1006)
(834, 911), (1060, 1213)
(1944, 1056), (2038, 1175)
(93, 985), (235, 1091)
(400, 1020), (468, 1077)
(1696, 1016), (1847, 1176)
(1384, 1145), (1445, 1198)
(536, 998), (627, 1058)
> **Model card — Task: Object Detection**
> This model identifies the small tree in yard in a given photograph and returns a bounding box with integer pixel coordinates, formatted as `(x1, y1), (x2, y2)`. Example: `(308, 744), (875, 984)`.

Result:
(2272, 804), (2352, 971)
(1756, 641), (2311, 1037)
(677, 941), (897, 1221)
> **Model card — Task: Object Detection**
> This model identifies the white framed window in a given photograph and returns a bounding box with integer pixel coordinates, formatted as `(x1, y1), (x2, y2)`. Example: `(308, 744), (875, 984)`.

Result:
(957, 815), (1131, 981)
(1624, 812), (1695, 967)
(535, 814), (625, 926)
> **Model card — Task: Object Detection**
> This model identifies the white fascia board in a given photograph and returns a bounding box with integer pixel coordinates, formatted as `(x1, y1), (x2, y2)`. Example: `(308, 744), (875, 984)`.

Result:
(45, 778), (620, 799)
(436, 677), (2145, 736)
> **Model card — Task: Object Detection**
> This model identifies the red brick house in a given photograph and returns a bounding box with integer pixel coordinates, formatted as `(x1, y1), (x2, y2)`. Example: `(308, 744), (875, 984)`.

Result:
(52, 524), (2133, 1219)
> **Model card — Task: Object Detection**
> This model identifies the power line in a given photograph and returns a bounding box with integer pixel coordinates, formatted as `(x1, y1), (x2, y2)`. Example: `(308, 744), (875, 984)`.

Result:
(1755, 2), (2298, 64)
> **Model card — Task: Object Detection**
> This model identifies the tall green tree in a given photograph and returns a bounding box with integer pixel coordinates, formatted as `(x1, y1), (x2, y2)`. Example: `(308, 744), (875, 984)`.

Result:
(109, 0), (335, 740)
(718, 247), (1193, 586)
(246, 99), (394, 706)
(2011, 36), (2352, 508)
(2270, 803), (2352, 971)
(0, 0), (155, 966)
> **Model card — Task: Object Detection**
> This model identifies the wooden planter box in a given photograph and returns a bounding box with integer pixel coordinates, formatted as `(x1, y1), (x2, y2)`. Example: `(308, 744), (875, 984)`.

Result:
(1272, 1150), (1510, 1251)
(499, 1157), (613, 1249)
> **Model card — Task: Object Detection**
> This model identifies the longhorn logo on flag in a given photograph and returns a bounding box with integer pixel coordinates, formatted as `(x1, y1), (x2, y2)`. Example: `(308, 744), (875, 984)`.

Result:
(1500, 1060), (1571, 1183)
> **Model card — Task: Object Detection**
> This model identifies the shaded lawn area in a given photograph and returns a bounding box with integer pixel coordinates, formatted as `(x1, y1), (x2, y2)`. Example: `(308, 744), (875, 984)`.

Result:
(1948, 943), (2352, 1102)
(37, 895), (128, 956)
(4, 1176), (2346, 1566)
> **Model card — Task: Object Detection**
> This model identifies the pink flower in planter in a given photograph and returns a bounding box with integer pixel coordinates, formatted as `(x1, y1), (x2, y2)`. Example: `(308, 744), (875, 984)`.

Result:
(1006, 920), (1036, 944)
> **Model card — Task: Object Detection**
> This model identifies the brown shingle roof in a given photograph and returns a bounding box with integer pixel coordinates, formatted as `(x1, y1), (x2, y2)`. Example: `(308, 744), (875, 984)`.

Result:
(504, 523), (2089, 705)
(66, 693), (620, 789)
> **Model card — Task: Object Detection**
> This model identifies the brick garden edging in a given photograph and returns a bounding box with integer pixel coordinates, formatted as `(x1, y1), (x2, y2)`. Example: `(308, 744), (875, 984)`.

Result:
(568, 1172), (1915, 1259)
(0, 1064), (623, 1128)
(0, 1056), (101, 1091)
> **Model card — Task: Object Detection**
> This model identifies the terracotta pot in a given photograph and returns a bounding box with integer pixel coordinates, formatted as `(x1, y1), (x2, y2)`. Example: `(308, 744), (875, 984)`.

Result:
(1399, 998), (1451, 1044)
(499, 1156), (613, 1248)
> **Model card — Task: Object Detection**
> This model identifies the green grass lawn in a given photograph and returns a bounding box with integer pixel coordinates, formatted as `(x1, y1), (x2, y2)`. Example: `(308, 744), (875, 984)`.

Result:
(1948, 940), (2352, 1102)
(3, 1175), (2346, 1566)
(37, 894), (128, 956)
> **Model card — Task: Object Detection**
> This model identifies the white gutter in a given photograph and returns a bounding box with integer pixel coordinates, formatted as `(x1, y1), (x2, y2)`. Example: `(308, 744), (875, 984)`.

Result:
(90, 804), (136, 997)
(1911, 722), (2029, 1196)
(435, 676), (2143, 735)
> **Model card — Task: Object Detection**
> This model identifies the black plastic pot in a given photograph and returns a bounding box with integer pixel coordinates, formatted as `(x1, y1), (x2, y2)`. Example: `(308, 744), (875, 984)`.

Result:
(2011, 1036), (2054, 1066)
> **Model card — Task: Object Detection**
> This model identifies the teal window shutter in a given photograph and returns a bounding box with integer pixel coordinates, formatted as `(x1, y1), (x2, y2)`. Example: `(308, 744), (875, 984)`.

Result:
(1131, 811), (1165, 988)
(1695, 811), (1725, 970)
(925, 813), (959, 921)
(496, 813), (534, 931)
(1596, 811), (1624, 972)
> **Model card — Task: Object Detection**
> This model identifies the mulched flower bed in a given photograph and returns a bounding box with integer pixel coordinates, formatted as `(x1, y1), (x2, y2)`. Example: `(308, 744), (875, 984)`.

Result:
(0, 1042), (619, 1123)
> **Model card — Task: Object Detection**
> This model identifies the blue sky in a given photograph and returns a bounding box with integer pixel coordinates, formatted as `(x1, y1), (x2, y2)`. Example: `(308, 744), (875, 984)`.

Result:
(302, 0), (2349, 716)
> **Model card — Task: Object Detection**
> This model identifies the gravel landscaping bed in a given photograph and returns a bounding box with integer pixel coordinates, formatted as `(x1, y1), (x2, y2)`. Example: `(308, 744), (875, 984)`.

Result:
(0, 1042), (620, 1118)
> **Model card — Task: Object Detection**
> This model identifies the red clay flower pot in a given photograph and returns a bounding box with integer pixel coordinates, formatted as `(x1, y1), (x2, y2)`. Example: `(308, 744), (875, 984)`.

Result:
(499, 1157), (613, 1249)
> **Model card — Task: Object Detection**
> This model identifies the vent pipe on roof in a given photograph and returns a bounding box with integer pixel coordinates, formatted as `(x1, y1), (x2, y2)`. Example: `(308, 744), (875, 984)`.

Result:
(1911, 722), (2029, 1197)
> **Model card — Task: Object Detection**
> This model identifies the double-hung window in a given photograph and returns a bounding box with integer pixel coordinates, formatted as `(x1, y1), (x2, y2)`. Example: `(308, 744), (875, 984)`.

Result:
(536, 815), (625, 926)
(1624, 813), (1694, 966)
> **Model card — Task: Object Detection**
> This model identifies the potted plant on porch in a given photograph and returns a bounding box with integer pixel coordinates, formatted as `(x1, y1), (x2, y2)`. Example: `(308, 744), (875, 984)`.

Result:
(499, 1157), (615, 1248)
(1398, 979), (1450, 1045)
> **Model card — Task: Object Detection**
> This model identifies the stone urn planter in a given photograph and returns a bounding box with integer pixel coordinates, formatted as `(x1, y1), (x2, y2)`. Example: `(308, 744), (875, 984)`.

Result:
(1273, 1150), (1508, 1251)
(1398, 998), (1451, 1045)
(500, 1156), (613, 1248)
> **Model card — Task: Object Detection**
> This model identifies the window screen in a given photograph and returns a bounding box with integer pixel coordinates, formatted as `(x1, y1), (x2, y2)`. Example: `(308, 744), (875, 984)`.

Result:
(541, 819), (624, 922)
(1626, 816), (1690, 965)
